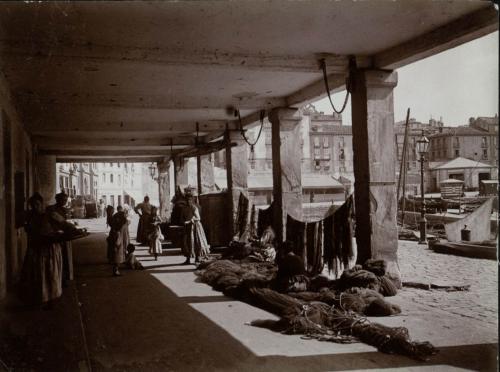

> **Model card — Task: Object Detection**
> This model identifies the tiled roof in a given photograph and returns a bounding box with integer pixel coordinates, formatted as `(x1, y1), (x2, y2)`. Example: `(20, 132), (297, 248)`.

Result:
(214, 168), (344, 190)
(429, 126), (490, 137)
(475, 116), (498, 125)
(431, 157), (495, 170)
(311, 125), (352, 135)
(249, 173), (344, 190)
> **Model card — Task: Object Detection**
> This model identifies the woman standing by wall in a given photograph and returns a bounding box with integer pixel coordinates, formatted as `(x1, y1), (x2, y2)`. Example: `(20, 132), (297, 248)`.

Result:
(20, 193), (64, 308)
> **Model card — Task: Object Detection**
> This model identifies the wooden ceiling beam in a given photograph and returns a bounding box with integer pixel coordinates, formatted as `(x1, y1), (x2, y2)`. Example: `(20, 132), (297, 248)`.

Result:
(32, 135), (207, 147)
(40, 149), (172, 156)
(55, 156), (164, 163)
(15, 92), (286, 111)
(27, 120), (237, 133)
(0, 42), (351, 74)
(374, 6), (499, 70)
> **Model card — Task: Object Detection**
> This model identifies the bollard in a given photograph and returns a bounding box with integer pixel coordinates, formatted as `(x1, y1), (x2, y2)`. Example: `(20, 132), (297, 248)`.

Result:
(461, 225), (471, 241)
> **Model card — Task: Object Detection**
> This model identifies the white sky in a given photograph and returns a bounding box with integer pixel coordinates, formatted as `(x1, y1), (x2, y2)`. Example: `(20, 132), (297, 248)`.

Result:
(313, 31), (499, 127)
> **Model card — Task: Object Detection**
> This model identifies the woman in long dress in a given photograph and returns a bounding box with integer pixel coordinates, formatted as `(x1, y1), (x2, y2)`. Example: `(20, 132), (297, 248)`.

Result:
(182, 195), (210, 265)
(107, 206), (128, 276)
(20, 193), (64, 307)
(134, 196), (153, 244)
(121, 206), (131, 249)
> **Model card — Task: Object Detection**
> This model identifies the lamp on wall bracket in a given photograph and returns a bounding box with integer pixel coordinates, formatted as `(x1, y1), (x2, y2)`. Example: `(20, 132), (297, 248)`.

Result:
(148, 162), (157, 181)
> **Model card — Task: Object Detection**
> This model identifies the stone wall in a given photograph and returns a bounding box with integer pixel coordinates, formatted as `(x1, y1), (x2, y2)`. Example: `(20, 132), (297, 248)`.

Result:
(0, 72), (33, 299)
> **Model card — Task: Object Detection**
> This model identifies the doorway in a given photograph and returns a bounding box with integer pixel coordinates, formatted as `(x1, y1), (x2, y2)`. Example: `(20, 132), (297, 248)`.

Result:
(479, 172), (491, 182)
(449, 173), (464, 181)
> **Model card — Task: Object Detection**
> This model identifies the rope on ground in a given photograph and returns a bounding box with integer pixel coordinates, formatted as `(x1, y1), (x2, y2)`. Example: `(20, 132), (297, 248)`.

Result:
(403, 281), (470, 291)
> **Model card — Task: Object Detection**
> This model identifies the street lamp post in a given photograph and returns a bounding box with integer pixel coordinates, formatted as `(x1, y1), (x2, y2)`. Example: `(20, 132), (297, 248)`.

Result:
(416, 130), (430, 244)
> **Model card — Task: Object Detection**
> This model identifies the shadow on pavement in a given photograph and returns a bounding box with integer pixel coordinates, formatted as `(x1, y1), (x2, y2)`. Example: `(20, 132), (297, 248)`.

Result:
(75, 260), (498, 371)
(1, 222), (496, 371)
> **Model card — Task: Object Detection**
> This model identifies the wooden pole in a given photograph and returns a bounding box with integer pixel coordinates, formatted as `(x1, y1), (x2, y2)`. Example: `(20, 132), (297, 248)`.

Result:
(397, 108), (410, 227)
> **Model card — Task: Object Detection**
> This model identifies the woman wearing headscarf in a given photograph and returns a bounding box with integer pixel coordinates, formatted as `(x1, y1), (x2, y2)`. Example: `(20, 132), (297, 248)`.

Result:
(107, 205), (129, 276)
(181, 186), (210, 265)
(20, 193), (64, 308)
(134, 196), (153, 244)
(46, 192), (81, 285)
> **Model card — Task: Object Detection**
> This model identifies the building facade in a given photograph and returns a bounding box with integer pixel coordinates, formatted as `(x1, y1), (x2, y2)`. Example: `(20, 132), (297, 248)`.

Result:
(428, 125), (497, 167)
(97, 162), (147, 207)
(224, 109), (499, 195)
(56, 162), (158, 208)
(244, 105), (354, 179)
(429, 157), (496, 191)
(394, 117), (444, 173)
(469, 115), (499, 134)
(56, 162), (99, 200)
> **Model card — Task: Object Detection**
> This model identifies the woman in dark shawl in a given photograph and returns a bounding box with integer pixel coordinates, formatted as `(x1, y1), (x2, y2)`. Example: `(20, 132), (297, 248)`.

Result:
(134, 196), (153, 244)
(20, 193), (64, 308)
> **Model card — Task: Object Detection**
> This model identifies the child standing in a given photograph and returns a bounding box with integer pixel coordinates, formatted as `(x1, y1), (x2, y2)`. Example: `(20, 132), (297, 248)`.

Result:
(148, 207), (164, 261)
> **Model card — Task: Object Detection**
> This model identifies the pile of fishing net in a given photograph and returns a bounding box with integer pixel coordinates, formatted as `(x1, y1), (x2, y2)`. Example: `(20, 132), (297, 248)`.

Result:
(197, 259), (277, 299)
(220, 240), (276, 263)
(249, 288), (437, 361)
(338, 259), (399, 297)
(195, 258), (437, 361)
(197, 258), (400, 317)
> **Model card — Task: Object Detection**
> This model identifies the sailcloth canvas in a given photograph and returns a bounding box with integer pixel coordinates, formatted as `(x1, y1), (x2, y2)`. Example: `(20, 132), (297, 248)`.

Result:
(445, 197), (494, 242)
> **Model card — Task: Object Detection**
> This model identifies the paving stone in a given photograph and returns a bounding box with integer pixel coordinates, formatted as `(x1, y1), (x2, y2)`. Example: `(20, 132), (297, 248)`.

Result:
(398, 241), (497, 328)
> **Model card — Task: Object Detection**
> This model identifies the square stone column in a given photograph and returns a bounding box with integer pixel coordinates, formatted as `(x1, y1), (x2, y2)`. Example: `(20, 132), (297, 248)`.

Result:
(351, 69), (400, 286)
(35, 154), (57, 205)
(225, 130), (248, 237)
(157, 157), (172, 220)
(269, 108), (303, 243)
(197, 154), (215, 195)
(173, 156), (189, 189)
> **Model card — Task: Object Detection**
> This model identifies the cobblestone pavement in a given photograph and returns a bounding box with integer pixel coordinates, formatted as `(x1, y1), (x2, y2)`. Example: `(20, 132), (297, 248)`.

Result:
(397, 241), (497, 328)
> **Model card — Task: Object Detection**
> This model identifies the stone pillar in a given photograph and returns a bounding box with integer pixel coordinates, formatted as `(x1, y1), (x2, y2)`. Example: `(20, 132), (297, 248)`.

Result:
(35, 154), (57, 206)
(173, 156), (189, 189)
(351, 69), (400, 286)
(225, 131), (248, 237)
(197, 154), (215, 195)
(157, 157), (171, 220)
(269, 108), (303, 243)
